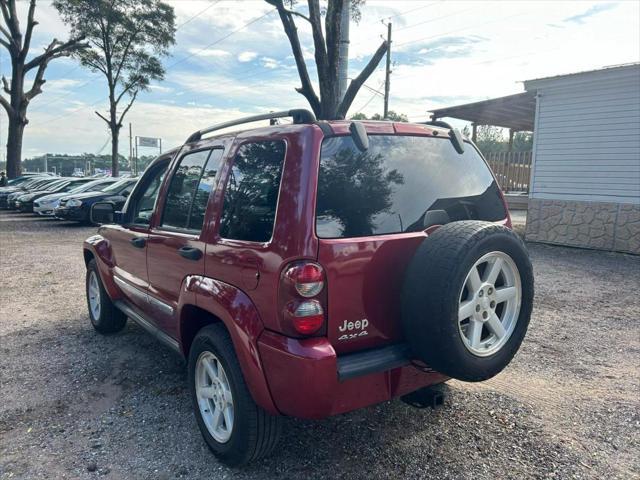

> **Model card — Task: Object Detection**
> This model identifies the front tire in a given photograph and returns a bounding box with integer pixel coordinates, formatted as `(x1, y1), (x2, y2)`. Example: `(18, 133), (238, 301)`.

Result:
(86, 259), (127, 334)
(188, 324), (281, 466)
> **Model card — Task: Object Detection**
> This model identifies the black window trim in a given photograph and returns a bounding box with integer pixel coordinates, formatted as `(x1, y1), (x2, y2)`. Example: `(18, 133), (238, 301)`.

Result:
(217, 138), (288, 245)
(313, 133), (497, 240)
(124, 158), (171, 228)
(157, 146), (225, 235)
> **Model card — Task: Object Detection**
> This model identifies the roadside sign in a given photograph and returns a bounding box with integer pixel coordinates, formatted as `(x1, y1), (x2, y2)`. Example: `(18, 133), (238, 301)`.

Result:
(138, 136), (160, 148)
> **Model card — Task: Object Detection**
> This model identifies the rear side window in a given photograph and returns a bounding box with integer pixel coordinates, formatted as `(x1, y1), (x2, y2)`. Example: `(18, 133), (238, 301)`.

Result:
(161, 149), (223, 232)
(316, 135), (506, 238)
(219, 140), (286, 242)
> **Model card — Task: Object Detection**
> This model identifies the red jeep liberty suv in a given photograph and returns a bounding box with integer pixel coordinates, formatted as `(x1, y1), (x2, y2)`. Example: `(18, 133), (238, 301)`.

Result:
(83, 110), (534, 466)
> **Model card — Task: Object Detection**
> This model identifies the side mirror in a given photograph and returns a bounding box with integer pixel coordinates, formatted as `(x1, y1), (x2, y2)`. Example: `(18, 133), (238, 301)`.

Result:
(90, 201), (115, 225)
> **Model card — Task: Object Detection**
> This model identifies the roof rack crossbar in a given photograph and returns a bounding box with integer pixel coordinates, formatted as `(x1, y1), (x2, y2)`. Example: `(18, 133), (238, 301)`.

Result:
(186, 108), (316, 143)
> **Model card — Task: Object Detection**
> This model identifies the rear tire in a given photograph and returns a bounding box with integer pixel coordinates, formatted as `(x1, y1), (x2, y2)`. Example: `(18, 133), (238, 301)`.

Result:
(402, 221), (534, 381)
(86, 259), (127, 334)
(188, 324), (281, 466)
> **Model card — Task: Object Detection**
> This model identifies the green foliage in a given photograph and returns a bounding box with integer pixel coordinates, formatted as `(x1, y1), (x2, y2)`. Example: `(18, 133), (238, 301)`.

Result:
(349, 111), (409, 122)
(53, 0), (175, 103)
(474, 126), (533, 155)
(512, 132), (533, 151)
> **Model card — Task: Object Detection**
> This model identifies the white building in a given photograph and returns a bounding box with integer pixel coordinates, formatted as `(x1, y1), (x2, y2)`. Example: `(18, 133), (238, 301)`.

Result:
(430, 63), (640, 254)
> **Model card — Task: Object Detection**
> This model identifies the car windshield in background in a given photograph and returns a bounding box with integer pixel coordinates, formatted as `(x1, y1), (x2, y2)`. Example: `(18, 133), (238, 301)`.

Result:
(316, 135), (507, 239)
(102, 179), (134, 193)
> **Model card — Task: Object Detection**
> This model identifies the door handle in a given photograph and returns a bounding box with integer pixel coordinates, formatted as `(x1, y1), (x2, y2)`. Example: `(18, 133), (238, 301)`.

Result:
(178, 246), (202, 261)
(130, 237), (146, 248)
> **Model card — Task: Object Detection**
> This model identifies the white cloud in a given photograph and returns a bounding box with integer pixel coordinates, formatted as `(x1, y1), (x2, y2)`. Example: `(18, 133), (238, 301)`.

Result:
(261, 57), (280, 69)
(238, 51), (258, 63)
(189, 48), (231, 58)
(4, 0), (640, 159)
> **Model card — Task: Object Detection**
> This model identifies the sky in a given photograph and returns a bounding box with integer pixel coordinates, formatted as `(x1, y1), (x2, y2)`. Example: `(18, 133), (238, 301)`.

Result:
(0, 0), (639, 160)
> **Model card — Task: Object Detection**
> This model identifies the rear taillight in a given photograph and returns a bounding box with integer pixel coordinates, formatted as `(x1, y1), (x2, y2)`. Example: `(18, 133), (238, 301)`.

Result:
(291, 300), (324, 335)
(280, 261), (326, 336)
(285, 262), (324, 297)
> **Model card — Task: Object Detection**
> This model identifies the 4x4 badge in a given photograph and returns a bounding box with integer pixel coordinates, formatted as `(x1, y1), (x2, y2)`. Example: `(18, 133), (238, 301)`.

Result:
(338, 319), (369, 341)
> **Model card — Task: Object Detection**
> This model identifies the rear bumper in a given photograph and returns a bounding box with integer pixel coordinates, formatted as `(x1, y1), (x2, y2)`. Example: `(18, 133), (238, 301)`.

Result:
(257, 331), (447, 419)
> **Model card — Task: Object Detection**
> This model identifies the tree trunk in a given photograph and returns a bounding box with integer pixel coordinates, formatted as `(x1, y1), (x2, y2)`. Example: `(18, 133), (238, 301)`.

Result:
(108, 91), (120, 176)
(6, 115), (25, 178)
(110, 125), (119, 177)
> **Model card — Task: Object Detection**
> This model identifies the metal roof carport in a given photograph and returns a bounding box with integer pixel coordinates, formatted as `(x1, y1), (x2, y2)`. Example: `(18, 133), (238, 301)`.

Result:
(428, 91), (536, 144)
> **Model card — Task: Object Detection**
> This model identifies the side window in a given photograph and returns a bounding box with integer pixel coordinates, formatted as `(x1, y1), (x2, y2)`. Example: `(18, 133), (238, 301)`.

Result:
(130, 162), (169, 225)
(219, 140), (286, 242)
(188, 149), (224, 230)
(161, 149), (223, 232)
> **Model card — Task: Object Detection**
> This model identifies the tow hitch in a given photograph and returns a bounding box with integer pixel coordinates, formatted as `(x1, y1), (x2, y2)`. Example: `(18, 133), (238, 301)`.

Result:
(401, 385), (446, 409)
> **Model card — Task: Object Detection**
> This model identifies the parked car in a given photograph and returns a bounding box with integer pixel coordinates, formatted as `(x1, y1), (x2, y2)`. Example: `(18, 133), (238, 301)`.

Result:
(15, 177), (96, 213)
(55, 177), (137, 223)
(0, 175), (55, 206)
(83, 111), (534, 466)
(3, 177), (64, 209)
(34, 178), (119, 216)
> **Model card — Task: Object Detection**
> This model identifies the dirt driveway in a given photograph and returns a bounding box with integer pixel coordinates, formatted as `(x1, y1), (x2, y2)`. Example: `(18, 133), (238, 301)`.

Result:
(1, 211), (639, 479)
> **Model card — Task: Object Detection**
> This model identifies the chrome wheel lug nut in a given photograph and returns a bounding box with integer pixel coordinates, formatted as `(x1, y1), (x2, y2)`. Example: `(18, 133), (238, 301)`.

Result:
(475, 305), (481, 312)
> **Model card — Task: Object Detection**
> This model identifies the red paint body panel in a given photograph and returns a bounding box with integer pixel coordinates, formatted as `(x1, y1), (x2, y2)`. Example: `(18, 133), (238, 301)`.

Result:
(258, 330), (447, 418)
(190, 276), (278, 415)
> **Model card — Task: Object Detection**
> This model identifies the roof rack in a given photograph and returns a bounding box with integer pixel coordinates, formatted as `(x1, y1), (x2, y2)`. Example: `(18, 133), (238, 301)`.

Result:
(185, 109), (316, 143)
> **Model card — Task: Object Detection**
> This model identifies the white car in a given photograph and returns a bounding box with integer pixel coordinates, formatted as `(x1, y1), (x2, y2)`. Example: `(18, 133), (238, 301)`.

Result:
(34, 178), (119, 216)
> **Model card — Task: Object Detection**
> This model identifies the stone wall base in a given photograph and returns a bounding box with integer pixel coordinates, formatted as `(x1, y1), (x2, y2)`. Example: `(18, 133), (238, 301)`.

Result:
(525, 199), (640, 254)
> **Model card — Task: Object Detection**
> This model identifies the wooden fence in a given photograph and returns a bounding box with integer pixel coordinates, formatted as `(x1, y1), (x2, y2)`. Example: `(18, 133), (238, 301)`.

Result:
(485, 151), (532, 193)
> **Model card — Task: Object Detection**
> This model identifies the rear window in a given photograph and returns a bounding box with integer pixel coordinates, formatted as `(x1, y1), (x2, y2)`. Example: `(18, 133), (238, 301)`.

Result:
(316, 135), (506, 239)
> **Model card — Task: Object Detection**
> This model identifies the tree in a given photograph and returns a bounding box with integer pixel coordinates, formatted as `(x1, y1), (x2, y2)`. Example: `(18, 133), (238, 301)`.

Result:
(267, 0), (388, 120)
(54, 0), (175, 176)
(475, 125), (506, 154)
(0, 0), (86, 178)
(350, 111), (408, 122)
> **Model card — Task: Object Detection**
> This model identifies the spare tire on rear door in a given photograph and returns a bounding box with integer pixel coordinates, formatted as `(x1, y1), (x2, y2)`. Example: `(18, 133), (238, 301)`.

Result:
(401, 221), (534, 382)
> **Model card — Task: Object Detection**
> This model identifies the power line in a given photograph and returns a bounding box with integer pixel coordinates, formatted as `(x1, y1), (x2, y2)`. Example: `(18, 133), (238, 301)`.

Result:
(32, 0), (249, 112)
(384, 1), (443, 21)
(394, 6), (481, 32)
(175, 0), (222, 31)
(44, 8), (276, 124)
(395, 11), (527, 48)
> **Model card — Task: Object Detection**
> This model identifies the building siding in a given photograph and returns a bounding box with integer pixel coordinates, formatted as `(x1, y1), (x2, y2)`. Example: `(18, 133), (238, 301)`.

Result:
(527, 65), (640, 204)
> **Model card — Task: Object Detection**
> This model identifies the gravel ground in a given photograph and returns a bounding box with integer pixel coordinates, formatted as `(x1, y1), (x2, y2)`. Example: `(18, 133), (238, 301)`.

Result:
(1, 210), (639, 480)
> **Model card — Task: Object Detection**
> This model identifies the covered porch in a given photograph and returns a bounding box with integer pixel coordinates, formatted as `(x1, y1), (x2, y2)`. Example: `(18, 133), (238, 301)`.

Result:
(428, 92), (536, 196)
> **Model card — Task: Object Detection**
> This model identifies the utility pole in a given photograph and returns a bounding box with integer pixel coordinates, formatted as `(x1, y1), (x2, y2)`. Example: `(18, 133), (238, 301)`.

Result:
(383, 21), (392, 119)
(129, 123), (133, 174)
(337, 0), (350, 102)
(44, 153), (48, 173)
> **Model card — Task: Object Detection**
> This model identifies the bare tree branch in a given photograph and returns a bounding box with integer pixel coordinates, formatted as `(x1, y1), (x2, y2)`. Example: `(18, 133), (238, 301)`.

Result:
(1, 75), (10, 94)
(24, 36), (85, 72)
(284, 8), (310, 23)
(0, 94), (12, 116)
(269, 0), (320, 115)
(95, 110), (110, 124)
(337, 40), (388, 119)
(21, 0), (37, 59)
(0, 24), (12, 42)
(117, 90), (138, 126)
(308, 0), (328, 84)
